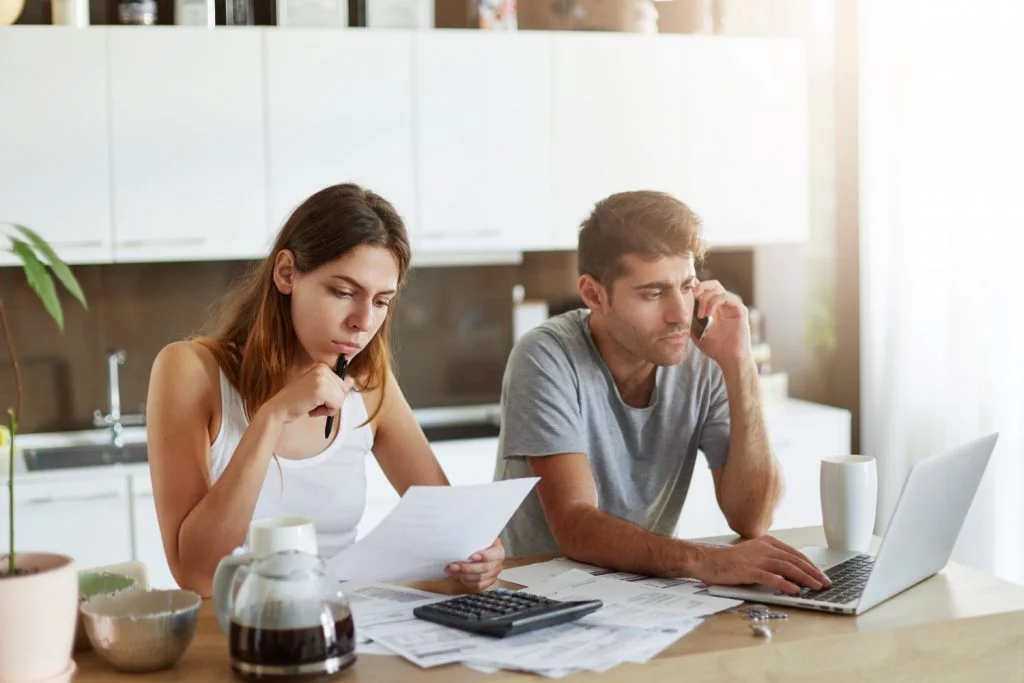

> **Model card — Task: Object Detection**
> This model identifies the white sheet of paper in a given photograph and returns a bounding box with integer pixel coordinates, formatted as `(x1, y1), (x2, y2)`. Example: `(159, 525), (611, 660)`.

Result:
(461, 621), (690, 673)
(365, 615), (690, 673)
(343, 582), (447, 631)
(326, 478), (538, 582)
(500, 557), (707, 594)
(527, 569), (740, 629)
(363, 617), (493, 668)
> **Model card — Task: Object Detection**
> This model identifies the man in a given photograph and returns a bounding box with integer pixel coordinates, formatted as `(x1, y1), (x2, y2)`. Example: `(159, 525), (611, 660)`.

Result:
(495, 191), (830, 595)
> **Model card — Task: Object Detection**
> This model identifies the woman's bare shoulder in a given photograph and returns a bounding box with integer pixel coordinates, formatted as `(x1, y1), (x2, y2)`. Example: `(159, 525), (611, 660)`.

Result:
(151, 340), (221, 396)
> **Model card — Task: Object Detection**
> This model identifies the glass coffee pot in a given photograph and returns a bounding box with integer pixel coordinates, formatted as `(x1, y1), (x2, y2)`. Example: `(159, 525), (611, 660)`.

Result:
(213, 550), (356, 681)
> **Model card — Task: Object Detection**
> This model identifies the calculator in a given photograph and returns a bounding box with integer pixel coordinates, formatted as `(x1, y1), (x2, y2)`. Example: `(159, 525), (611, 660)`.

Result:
(413, 588), (603, 638)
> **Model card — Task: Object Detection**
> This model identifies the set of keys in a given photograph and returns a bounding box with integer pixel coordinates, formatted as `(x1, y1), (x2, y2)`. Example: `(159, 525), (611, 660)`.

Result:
(743, 606), (788, 638)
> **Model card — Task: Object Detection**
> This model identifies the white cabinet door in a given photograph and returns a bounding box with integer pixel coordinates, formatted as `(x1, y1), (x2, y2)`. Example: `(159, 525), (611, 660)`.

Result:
(675, 400), (851, 540)
(767, 401), (851, 531)
(359, 452), (400, 541)
(675, 461), (733, 541)
(551, 34), (686, 249)
(129, 473), (177, 589)
(108, 28), (268, 263)
(677, 38), (809, 247)
(0, 475), (133, 570)
(415, 32), (554, 253)
(431, 437), (499, 486)
(265, 30), (417, 239)
(0, 28), (113, 265)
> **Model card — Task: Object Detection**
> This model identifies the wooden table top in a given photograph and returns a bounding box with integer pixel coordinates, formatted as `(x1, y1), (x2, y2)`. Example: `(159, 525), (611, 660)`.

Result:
(73, 527), (1024, 682)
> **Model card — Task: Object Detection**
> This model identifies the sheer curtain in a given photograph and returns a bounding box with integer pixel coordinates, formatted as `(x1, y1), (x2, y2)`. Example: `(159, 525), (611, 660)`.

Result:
(860, 0), (1024, 582)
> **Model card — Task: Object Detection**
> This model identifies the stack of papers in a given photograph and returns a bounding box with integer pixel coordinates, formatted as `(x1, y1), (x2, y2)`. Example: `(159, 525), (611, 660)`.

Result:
(343, 564), (741, 678)
(330, 479), (740, 676)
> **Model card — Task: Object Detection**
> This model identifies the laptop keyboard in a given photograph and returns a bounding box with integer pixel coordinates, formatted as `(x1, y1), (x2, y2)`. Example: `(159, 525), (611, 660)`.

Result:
(794, 554), (876, 604)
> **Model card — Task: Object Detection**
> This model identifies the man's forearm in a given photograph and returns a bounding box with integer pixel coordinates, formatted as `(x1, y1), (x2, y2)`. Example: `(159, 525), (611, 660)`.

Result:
(555, 505), (705, 578)
(719, 358), (782, 537)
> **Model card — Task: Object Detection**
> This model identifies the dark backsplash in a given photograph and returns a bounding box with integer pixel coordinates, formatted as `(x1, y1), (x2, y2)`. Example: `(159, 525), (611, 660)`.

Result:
(0, 249), (751, 434)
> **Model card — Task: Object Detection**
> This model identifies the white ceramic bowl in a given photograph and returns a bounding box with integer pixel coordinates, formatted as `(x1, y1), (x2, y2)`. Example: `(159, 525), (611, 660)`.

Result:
(79, 589), (201, 672)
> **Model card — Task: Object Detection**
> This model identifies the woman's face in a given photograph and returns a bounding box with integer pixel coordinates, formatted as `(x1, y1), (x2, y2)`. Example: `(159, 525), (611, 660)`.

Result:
(275, 244), (400, 368)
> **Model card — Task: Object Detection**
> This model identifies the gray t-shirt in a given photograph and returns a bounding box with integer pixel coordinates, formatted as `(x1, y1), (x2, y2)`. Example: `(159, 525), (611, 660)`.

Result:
(495, 309), (731, 557)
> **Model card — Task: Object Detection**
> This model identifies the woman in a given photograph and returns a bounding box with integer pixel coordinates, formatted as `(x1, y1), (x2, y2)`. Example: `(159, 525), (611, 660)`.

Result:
(146, 184), (504, 596)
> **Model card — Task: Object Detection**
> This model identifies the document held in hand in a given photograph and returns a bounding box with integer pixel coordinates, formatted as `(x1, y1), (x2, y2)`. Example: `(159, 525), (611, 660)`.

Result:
(325, 478), (539, 582)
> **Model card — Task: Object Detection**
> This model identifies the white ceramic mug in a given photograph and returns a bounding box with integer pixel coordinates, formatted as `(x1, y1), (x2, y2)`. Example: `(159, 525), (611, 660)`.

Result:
(213, 516), (318, 633)
(820, 455), (877, 552)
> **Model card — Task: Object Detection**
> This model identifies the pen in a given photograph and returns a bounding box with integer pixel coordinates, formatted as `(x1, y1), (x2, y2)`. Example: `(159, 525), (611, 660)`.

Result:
(324, 355), (347, 439)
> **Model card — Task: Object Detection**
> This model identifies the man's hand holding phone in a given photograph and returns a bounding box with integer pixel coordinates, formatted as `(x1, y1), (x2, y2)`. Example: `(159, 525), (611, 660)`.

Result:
(691, 280), (752, 367)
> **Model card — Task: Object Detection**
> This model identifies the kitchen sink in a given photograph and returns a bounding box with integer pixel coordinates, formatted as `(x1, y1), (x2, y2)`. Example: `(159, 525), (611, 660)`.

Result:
(22, 443), (149, 471)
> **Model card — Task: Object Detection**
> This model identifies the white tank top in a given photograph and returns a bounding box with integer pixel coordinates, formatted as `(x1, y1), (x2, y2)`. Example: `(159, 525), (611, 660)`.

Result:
(208, 369), (372, 559)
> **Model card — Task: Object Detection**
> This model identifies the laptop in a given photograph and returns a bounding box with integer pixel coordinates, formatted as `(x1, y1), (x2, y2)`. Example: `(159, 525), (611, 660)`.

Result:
(707, 433), (998, 615)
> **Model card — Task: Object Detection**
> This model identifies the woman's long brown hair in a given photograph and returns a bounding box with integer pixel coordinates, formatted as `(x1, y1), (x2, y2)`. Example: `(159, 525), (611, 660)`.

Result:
(196, 183), (411, 423)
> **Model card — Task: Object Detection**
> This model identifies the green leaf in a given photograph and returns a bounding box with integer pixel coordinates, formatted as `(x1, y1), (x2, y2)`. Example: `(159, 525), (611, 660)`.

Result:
(13, 224), (87, 310)
(10, 238), (64, 332)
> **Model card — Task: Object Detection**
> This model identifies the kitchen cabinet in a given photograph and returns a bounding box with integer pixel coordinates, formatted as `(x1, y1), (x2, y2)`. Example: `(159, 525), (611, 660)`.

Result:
(129, 473), (177, 590)
(107, 28), (268, 262)
(551, 34), (687, 249)
(551, 34), (809, 250)
(0, 28), (113, 265)
(675, 399), (851, 539)
(0, 475), (133, 571)
(414, 32), (554, 253)
(0, 28), (810, 267)
(264, 30), (417, 239)
(676, 38), (810, 246)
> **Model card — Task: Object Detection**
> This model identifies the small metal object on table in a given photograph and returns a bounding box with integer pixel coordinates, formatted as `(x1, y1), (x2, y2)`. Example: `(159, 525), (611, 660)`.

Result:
(742, 606), (788, 638)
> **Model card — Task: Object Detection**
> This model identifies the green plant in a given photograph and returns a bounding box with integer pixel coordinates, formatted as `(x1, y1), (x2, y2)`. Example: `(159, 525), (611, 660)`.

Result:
(1, 223), (87, 576)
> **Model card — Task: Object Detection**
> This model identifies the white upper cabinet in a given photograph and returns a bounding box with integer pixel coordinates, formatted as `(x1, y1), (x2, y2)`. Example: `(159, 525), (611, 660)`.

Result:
(1, 29), (810, 268)
(414, 31), (554, 252)
(0, 28), (113, 264)
(677, 38), (810, 247)
(264, 30), (417, 240)
(551, 34), (687, 249)
(108, 28), (268, 262)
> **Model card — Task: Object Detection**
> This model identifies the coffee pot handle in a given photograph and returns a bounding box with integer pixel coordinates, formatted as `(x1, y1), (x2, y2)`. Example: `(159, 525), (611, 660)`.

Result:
(213, 549), (254, 635)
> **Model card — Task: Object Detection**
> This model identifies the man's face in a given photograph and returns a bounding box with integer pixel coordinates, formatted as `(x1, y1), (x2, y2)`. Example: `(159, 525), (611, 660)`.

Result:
(596, 253), (698, 367)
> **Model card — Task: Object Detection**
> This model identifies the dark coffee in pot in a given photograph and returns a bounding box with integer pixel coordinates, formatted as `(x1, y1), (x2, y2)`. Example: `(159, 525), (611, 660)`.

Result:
(229, 603), (356, 681)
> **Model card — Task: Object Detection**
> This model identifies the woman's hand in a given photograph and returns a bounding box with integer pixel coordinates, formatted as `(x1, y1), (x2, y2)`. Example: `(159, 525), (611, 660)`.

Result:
(445, 538), (505, 591)
(265, 363), (355, 424)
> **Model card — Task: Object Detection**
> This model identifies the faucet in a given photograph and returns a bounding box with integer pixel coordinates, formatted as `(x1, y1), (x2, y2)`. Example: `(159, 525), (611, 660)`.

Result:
(93, 349), (145, 447)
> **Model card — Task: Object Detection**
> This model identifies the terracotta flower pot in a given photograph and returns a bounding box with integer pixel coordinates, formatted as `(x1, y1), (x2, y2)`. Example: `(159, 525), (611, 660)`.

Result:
(0, 0), (25, 24)
(0, 553), (78, 683)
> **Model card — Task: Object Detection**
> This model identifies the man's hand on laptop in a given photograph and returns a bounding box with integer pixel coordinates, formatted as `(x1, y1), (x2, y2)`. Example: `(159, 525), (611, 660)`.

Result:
(692, 536), (832, 595)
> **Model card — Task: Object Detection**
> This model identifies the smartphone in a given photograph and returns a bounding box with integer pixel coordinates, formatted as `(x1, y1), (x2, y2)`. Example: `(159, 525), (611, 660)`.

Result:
(691, 299), (710, 341)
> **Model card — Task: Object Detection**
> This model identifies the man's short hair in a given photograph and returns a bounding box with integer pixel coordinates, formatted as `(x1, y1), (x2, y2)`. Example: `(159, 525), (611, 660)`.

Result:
(577, 190), (706, 289)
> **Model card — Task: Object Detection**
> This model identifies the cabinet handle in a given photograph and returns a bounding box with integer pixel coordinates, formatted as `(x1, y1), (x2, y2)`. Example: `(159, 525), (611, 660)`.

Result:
(118, 237), (207, 248)
(48, 240), (105, 249)
(23, 491), (120, 505)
